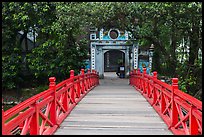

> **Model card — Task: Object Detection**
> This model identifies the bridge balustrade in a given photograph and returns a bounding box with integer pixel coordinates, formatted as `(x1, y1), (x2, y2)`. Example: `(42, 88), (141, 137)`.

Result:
(2, 69), (99, 135)
(130, 68), (202, 135)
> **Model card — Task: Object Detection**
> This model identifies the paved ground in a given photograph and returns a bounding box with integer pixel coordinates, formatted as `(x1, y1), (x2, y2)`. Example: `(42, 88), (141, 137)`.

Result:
(54, 72), (173, 135)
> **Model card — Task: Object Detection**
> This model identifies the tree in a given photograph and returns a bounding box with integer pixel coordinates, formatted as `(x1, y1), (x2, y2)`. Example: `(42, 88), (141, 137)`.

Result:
(2, 2), (202, 100)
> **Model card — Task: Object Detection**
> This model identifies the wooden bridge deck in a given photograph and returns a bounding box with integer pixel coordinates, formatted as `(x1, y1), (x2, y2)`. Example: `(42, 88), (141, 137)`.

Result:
(54, 73), (173, 135)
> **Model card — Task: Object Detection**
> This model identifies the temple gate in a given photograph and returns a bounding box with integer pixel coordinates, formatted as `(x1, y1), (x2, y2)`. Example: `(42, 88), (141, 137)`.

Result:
(89, 28), (153, 78)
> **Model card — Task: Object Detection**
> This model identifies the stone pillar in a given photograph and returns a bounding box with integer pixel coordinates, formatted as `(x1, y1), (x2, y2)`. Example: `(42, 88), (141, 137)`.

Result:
(96, 46), (103, 79)
(125, 47), (130, 78)
(91, 43), (96, 71)
(133, 44), (139, 70)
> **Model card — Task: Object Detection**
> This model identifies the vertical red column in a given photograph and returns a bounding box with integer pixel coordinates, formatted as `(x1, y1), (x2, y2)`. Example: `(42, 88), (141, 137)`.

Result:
(160, 86), (165, 114)
(147, 78), (151, 98)
(30, 105), (39, 134)
(75, 71), (80, 98)
(152, 71), (157, 106)
(137, 68), (140, 88)
(171, 78), (179, 128)
(81, 69), (85, 93)
(189, 106), (199, 135)
(81, 69), (85, 75)
(137, 68), (140, 74)
(143, 68), (146, 76)
(87, 69), (91, 89)
(132, 69), (136, 86)
(133, 69), (137, 74)
(49, 77), (57, 126)
(70, 70), (76, 104)
(143, 68), (147, 94)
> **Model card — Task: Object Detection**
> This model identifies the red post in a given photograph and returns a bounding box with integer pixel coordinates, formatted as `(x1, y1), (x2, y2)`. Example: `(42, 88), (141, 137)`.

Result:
(91, 70), (95, 86)
(87, 69), (90, 73)
(189, 106), (198, 135)
(153, 71), (157, 79)
(70, 70), (76, 103)
(87, 69), (91, 89)
(171, 78), (179, 128)
(160, 86), (165, 114)
(49, 77), (57, 125)
(136, 68), (140, 88)
(70, 70), (74, 78)
(49, 77), (56, 88)
(81, 69), (85, 75)
(152, 71), (157, 106)
(137, 68), (140, 74)
(143, 68), (147, 93)
(133, 69), (136, 74)
(30, 103), (40, 134)
(143, 68), (146, 76)
(147, 78), (151, 98)
(81, 69), (86, 93)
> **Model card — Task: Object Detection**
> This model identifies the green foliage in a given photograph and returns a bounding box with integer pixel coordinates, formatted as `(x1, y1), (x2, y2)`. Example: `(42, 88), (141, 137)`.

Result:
(2, 54), (22, 89)
(2, 2), (202, 100)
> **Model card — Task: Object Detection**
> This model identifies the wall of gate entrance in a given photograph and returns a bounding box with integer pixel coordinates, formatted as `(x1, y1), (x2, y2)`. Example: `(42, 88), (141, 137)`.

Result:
(104, 50), (125, 72)
(91, 43), (133, 78)
(89, 28), (143, 78)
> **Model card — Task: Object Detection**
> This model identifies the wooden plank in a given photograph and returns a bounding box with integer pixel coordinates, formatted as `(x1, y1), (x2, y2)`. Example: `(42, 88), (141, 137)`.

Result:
(54, 75), (173, 135)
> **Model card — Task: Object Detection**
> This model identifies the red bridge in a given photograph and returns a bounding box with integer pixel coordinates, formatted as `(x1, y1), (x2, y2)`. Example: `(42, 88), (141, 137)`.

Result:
(2, 68), (202, 135)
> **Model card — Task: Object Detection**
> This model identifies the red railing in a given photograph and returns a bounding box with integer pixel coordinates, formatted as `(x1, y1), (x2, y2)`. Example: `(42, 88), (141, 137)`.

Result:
(2, 69), (99, 135)
(129, 68), (202, 135)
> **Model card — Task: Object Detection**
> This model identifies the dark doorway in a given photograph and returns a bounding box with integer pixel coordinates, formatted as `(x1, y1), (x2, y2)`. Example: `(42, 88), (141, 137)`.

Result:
(104, 50), (125, 72)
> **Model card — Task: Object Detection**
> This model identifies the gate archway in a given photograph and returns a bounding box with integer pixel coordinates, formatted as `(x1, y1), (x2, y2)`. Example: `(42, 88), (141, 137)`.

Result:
(104, 50), (125, 72)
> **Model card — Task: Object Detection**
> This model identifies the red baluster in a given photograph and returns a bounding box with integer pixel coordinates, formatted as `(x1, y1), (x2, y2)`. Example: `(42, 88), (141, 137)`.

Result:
(70, 70), (76, 104)
(30, 100), (40, 134)
(143, 68), (146, 76)
(137, 68), (140, 74)
(189, 105), (199, 135)
(70, 70), (74, 78)
(49, 77), (57, 126)
(153, 71), (157, 79)
(81, 69), (85, 94)
(143, 68), (147, 94)
(137, 68), (140, 89)
(171, 78), (179, 128)
(87, 69), (91, 89)
(152, 71), (157, 106)
(133, 69), (136, 74)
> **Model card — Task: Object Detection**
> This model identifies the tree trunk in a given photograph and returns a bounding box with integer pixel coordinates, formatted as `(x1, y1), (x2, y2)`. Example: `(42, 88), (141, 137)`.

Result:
(186, 16), (200, 94)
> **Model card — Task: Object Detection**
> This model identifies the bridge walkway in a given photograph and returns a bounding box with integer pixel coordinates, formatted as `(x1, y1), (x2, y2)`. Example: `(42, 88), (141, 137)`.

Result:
(54, 72), (173, 135)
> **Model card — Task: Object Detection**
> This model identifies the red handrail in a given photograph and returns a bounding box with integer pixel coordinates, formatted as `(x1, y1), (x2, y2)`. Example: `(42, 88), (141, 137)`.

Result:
(2, 69), (99, 135)
(129, 68), (202, 135)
